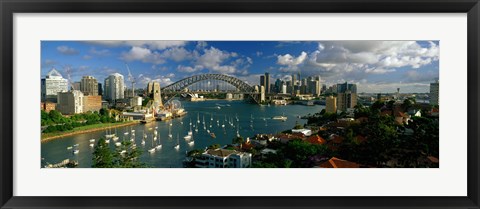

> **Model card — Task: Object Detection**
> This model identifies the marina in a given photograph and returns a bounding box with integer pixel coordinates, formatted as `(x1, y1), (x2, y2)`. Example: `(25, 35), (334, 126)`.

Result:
(41, 100), (324, 168)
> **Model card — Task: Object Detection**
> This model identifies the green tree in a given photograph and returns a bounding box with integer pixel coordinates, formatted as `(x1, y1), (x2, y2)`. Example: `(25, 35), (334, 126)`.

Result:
(232, 137), (244, 144)
(92, 138), (115, 168)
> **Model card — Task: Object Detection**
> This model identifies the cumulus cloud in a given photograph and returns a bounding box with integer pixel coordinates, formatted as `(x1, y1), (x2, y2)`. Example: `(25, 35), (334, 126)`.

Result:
(121, 46), (165, 64)
(85, 41), (187, 50)
(277, 52), (307, 66)
(89, 47), (110, 56)
(177, 65), (204, 73)
(57, 46), (79, 55)
(194, 47), (242, 74)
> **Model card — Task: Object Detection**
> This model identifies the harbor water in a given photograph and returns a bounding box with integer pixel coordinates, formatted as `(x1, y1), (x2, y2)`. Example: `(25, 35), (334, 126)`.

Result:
(41, 100), (325, 168)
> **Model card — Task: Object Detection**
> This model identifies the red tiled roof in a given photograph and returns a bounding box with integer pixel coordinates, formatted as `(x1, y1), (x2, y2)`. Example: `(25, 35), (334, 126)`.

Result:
(306, 135), (327, 145)
(427, 156), (439, 163)
(319, 157), (361, 168)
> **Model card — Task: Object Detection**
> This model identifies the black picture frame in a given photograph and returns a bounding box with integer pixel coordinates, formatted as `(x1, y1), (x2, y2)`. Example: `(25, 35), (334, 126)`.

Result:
(1, 0), (479, 208)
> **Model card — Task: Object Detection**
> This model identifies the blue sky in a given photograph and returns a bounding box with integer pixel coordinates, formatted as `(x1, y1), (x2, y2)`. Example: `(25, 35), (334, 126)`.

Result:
(41, 41), (439, 93)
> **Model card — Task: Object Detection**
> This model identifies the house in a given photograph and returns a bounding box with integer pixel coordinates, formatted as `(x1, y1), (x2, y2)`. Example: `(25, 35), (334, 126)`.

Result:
(306, 135), (327, 145)
(408, 109), (422, 117)
(292, 128), (312, 136)
(316, 157), (361, 168)
(194, 149), (252, 168)
(276, 133), (304, 143)
(394, 111), (410, 125)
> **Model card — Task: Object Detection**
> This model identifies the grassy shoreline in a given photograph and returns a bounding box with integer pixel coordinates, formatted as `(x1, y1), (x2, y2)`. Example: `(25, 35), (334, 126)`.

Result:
(41, 121), (140, 143)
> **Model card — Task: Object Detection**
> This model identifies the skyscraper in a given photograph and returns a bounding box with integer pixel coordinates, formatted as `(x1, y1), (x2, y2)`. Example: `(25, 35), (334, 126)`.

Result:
(337, 82), (357, 94)
(337, 90), (357, 112)
(104, 73), (125, 102)
(41, 68), (69, 103)
(80, 76), (98, 96)
(265, 72), (271, 93)
(430, 80), (439, 106)
(260, 75), (266, 90)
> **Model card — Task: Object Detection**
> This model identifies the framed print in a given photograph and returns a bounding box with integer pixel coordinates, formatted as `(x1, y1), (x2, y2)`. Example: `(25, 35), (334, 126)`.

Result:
(1, 0), (479, 208)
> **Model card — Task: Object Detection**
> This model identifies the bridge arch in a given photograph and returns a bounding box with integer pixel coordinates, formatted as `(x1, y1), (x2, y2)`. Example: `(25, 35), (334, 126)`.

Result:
(161, 74), (255, 93)
(161, 74), (258, 103)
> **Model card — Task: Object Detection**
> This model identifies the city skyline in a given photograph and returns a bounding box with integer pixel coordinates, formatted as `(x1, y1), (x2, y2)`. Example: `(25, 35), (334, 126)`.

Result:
(41, 41), (439, 93)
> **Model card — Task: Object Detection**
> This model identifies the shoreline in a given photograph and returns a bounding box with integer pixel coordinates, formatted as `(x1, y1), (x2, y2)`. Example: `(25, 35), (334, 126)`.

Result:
(41, 121), (140, 143)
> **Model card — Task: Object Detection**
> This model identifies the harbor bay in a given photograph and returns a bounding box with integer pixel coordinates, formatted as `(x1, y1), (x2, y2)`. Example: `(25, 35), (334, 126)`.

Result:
(41, 100), (325, 168)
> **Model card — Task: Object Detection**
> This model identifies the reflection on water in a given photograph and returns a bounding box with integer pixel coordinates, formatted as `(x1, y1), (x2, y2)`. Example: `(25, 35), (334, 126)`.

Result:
(41, 100), (325, 168)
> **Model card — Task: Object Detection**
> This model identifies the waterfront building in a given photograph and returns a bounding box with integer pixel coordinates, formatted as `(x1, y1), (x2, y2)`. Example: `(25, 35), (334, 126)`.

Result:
(195, 149), (252, 168)
(291, 73), (297, 86)
(147, 81), (163, 107)
(337, 90), (357, 112)
(282, 83), (287, 94)
(41, 68), (68, 103)
(83, 95), (102, 113)
(40, 102), (56, 113)
(80, 76), (99, 96)
(104, 73), (125, 102)
(430, 80), (439, 106)
(326, 96), (337, 113)
(57, 90), (84, 115)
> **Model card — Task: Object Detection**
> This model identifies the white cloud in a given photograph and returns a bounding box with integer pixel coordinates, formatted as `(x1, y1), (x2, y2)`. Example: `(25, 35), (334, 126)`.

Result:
(161, 47), (192, 62)
(121, 46), (165, 64)
(277, 52), (307, 66)
(177, 65), (204, 73)
(85, 41), (187, 50)
(57, 46), (78, 55)
(89, 47), (110, 56)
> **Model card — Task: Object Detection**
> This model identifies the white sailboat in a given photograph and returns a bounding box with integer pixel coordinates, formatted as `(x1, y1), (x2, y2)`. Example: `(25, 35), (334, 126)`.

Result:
(105, 138), (110, 143)
(73, 149), (79, 154)
(174, 134), (180, 150)
(148, 134), (156, 153)
(155, 130), (162, 150)
(89, 139), (95, 143)
(197, 113), (200, 124)
(188, 122), (193, 136)
(168, 124), (173, 138)
(115, 142), (121, 147)
(89, 143), (94, 148)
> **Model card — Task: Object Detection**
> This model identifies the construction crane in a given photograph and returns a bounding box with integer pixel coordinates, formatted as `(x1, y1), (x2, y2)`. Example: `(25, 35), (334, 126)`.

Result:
(125, 63), (136, 98)
(63, 65), (76, 91)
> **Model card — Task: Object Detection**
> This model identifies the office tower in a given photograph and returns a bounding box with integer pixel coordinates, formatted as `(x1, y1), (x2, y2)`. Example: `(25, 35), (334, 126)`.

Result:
(41, 68), (69, 103)
(260, 75), (266, 90)
(260, 85), (265, 102)
(337, 90), (357, 112)
(430, 80), (439, 106)
(104, 73), (125, 102)
(80, 76), (99, 96)
(292, 73), (297, 86)
(337, 82), (357, 94)
(282, 83), (287, 94)
(265, 72), (271, 93)
(326, 96), (337, 113)
(98, 83), (103, 96)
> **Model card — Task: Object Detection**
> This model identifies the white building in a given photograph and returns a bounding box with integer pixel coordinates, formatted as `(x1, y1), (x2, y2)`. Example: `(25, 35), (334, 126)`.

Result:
(281, 84), (287, 94)
(195, 149), (252, 168)
(291, 128), (312, 136)
(56, 90), (84, 115)
(104, 73), (125, 102)
(41, 68), (68, 102)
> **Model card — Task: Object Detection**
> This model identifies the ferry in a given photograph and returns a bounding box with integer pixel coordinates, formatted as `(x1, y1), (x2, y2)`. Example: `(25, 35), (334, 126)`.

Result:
(272, 115), (287, 121)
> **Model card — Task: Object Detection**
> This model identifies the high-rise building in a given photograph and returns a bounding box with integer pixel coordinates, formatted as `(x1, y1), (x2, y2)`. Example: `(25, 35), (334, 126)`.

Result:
(41, 68), (69, 103)
(308, 80), (321, 96)
(337, 82), (357, 94)
(80, 76), (98, 96)
(104, 73), (125, 102)
(430, 80), (439, 106)
(57, 90), (84, 115)
(281, 83), (287, 94)
(147, 81), (163, 107)
(291, 73), (297, 86)
(326, 96), (337, 113)
(265, 72), (271, 93)
(337, 90), (357, 112)
(260, 85), (265, 102)
(259, 75), (266, 92)
(71, 82), (81, 91)
(98, 83), (103, 96)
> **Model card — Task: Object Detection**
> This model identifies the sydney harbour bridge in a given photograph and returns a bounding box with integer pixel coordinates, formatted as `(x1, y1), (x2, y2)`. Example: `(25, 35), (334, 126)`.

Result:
(161, 74), (261, 103)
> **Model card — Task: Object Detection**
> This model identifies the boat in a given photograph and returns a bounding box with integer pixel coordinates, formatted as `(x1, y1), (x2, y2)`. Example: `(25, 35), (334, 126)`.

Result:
(66, 146), (73, 150)
(105, 139), (110, 143)
(197, 113), (200, 124)
(184, 135), (192, 140)
(73, 144), (79, 147)
(272, 115), (287, 121)
(188, 123), (193, 136)
(226, 104), (231, 107)
(156, 130), (162, 149)
(73, 149), (79, 154)
(120, 150), (127, 155)
(168, 124), (173, 138)
(141, 140), (146, 146)
(112, 136), (119, 141)
(207, 129), (210, 133)
(89, 143), (94, 148)
(89, 139), (95, 143)
(115, 142), (121, 147)
(189, 119), (192, 126)
(174, 134), (180, 150)
(148, 133), (157, 153)
(188, 140), (194, 146)
(216, 106), (221, 109)
(210, 133), (216, 138)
